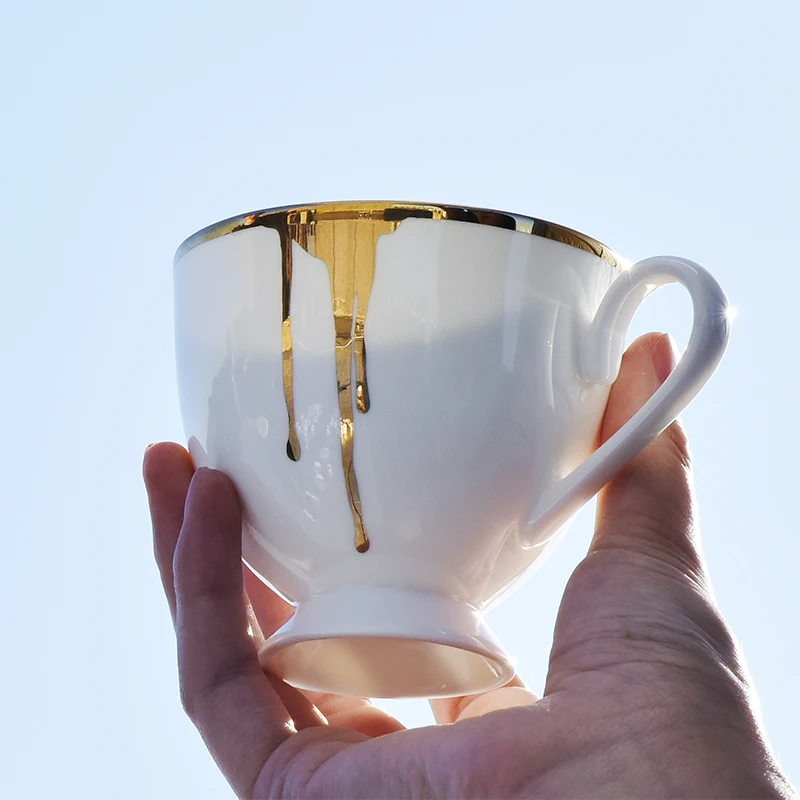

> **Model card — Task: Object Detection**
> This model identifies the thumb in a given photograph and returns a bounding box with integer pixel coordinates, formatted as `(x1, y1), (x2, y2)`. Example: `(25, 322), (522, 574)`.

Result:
(592, 331), (704, 578)
(546, 333), (746, 693)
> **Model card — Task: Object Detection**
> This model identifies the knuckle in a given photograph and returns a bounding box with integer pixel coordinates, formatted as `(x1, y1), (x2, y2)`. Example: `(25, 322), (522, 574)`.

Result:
(664, 419), (692, 470)
(179, 655), (259, 721)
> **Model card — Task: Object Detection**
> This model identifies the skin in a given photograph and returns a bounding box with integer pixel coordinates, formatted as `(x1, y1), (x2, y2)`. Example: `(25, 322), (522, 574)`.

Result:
(144, 333), (795, 799)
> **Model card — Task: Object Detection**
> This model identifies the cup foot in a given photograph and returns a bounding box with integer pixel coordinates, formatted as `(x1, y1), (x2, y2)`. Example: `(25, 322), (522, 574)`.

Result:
(258, 587), (514, 699)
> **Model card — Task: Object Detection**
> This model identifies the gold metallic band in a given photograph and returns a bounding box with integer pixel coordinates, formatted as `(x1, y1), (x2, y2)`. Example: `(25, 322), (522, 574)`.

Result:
(174, 201), (621, 268)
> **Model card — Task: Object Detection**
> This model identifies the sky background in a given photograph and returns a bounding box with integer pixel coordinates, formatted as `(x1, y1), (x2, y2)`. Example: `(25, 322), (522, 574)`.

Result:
(1, 0), (798, 796)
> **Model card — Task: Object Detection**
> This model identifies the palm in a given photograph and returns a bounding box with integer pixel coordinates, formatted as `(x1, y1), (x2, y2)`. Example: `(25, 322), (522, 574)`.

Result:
(145, 335), (791, 799)
(243, 544), (761, 799)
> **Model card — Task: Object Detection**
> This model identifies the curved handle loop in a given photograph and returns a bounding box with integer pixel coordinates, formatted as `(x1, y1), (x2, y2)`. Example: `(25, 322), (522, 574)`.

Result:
(523, 256), (731, 549)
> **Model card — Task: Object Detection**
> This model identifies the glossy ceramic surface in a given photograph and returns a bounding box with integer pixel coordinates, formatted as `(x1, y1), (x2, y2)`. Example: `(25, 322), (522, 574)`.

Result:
(174, 201), (730, 698)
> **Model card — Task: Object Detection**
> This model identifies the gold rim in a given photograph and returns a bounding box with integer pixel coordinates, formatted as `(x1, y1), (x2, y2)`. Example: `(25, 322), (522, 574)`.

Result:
(174, 200), (621, 268)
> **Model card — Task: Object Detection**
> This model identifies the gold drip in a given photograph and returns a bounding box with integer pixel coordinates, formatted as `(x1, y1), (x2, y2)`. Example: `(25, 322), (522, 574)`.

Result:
(307, 216), (398, 552)
(233, 208), (406, 552)
(274, 221), (301, 462)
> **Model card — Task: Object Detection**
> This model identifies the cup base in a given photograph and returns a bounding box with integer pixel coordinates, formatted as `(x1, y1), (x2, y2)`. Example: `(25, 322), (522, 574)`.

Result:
(258, 587), (514, 699)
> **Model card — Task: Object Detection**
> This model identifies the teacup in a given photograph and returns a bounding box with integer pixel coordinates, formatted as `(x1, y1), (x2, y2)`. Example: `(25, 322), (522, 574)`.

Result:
(173, 202), (730, 698)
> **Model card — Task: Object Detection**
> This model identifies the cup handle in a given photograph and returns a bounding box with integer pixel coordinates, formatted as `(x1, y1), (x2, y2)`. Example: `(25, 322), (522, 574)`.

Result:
(523, 256), (731, 549)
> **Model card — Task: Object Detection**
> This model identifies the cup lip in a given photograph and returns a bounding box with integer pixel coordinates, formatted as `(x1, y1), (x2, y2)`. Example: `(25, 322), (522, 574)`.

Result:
(174, 200), (622, 268)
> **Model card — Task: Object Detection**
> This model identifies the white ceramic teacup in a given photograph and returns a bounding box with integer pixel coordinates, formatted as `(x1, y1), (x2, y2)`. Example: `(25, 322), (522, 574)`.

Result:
(174, 202), (730, 699)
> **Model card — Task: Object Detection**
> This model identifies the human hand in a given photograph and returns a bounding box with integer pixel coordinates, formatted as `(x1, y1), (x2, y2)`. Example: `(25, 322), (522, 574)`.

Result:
(144, 333), (795, 799)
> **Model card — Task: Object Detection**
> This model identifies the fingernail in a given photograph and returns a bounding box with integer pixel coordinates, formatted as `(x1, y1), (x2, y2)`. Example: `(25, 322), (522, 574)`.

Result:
(654, 334), (679, 384)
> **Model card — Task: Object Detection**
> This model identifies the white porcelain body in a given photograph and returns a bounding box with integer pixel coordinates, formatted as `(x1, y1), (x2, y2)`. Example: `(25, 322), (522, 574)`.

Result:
(174, 212), (730, 698)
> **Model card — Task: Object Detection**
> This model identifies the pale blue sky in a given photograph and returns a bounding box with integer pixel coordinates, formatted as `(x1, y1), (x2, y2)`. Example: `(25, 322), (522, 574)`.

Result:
(1, 1), (797, 796)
